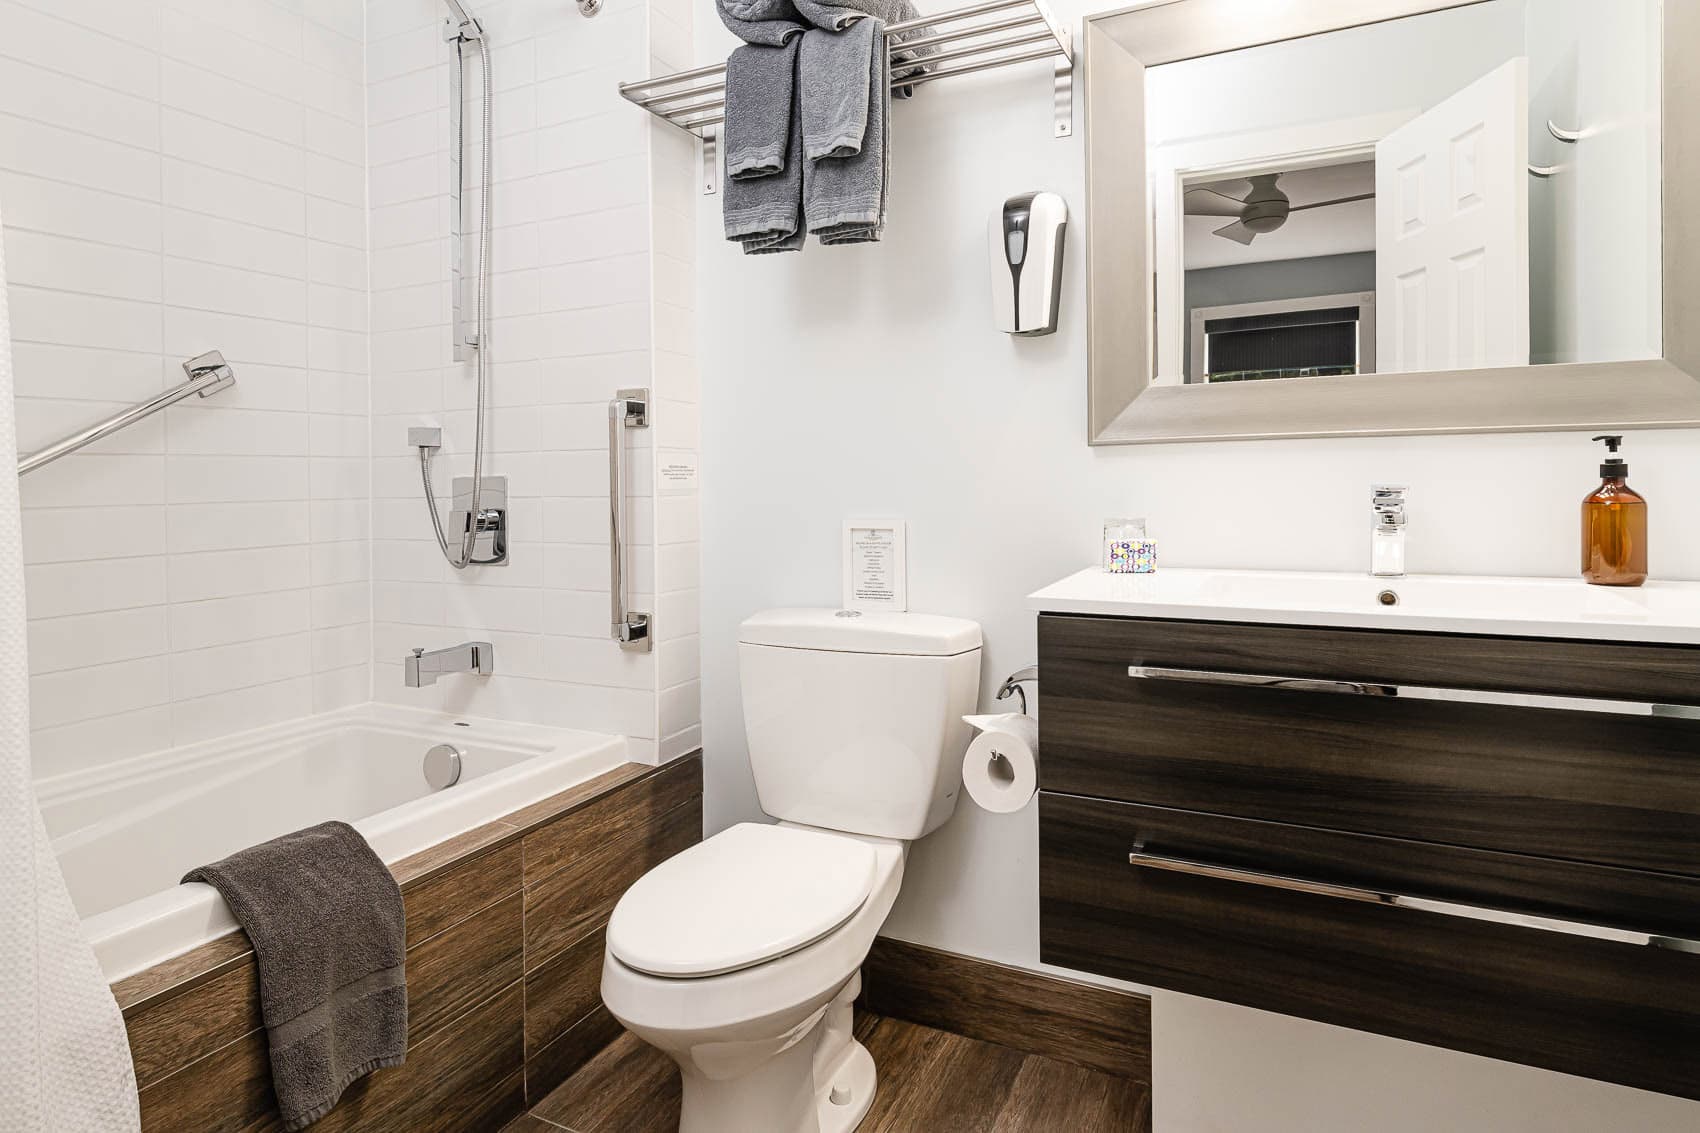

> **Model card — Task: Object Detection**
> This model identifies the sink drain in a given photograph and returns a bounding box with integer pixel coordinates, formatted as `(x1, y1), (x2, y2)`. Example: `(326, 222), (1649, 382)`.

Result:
(1377, 589), (1400, 607)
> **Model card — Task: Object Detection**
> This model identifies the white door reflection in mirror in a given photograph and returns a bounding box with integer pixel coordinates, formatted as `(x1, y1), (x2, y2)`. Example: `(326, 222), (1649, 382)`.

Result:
(1376, 58), (1529, 373)
(1142, 0), (1659, 387)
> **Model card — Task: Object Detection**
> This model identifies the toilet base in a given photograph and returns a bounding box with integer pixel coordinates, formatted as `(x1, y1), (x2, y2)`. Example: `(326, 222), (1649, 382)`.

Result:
(665, 972), (877, 1133)
(815, 1037), (876, 1133)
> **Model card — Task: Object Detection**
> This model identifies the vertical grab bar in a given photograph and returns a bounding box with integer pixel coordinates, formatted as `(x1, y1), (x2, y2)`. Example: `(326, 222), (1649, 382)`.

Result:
(609, 388), (651, 651)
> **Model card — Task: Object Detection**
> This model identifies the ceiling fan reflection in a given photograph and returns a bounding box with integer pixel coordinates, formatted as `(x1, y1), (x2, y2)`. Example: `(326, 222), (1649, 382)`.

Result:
(1184, 172), (1374, 245)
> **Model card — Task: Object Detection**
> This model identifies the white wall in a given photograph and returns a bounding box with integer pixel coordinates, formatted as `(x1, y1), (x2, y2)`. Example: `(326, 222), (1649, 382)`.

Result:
(1527, 0), (1662, 365)
(2, 0), (372, 781)
(695, 0), (1700, 1126)
(364, 0), (700, 762)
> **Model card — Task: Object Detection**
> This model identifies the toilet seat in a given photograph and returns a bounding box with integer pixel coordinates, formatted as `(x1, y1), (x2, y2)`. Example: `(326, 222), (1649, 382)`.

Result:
(607, 823), (878, 978)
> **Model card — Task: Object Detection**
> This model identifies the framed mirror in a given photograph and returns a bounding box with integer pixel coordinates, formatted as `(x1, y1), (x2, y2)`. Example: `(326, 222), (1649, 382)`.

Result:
(1084, 0), (1700, 444)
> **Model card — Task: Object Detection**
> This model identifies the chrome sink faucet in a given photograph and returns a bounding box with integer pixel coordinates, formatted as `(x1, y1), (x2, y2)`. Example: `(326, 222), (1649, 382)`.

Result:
(405, 641), (495, 687)
(1370, 485), (1408, 578)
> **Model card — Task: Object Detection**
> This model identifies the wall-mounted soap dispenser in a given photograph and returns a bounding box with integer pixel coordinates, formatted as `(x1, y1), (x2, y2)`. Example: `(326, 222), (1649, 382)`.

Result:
(1582, 435), (1647, 587)
(989, 192), (1067, 336)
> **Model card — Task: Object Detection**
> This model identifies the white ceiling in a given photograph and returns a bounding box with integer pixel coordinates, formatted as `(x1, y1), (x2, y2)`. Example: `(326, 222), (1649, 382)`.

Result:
(1184, 160), (1377, 271)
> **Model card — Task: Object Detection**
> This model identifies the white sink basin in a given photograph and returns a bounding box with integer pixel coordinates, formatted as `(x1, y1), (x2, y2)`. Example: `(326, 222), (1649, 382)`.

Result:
(1029, 567), (1700, 645)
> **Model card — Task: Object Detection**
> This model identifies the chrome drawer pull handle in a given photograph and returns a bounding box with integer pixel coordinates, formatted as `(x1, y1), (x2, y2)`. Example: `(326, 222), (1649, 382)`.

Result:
(1125, 665), (1694, 717)
(1127, 848), (1700, 952)
(1128, 665), (1397, 697)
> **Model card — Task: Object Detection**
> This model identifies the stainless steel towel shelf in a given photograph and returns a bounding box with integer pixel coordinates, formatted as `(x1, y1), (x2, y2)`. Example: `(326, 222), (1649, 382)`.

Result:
(16, 351), (237, 476)
(618, 0), (1074, 194)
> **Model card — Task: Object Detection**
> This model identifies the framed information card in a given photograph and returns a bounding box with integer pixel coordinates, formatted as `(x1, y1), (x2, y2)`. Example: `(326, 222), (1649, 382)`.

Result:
(842, 519), (907, 612)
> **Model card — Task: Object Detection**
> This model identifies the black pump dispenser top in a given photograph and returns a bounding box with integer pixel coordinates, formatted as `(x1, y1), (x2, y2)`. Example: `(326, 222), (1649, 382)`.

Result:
(1593, 434), (1629, 479)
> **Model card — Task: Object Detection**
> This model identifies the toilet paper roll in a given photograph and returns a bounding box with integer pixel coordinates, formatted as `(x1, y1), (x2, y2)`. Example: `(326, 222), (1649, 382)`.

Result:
(961, 712), (1040, 814)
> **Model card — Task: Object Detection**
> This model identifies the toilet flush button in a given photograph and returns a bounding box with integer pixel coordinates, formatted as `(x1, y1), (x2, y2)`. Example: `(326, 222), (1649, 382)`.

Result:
(830, 1085), (852, 1106)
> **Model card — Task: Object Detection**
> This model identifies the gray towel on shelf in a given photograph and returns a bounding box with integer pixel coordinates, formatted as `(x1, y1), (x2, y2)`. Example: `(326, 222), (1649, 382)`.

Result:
(724, 39), (807, 254)
(183, 821), (407, 1132)
(725, 39), (799, 180)
(716, 0), (806, 46)
(801, 19), (890, 244)
(792, 0), (935, 93)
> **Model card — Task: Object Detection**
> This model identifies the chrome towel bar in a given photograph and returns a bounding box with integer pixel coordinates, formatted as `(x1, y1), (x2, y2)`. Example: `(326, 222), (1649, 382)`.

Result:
(17, 351), (236, 476)
(1127, 847), (1700, 952)
(609, 389), (651, 652)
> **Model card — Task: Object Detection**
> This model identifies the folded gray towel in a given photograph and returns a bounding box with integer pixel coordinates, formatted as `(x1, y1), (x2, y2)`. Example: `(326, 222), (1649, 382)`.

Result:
(725, 39), (798, 180)
(792, 0), (934, 92)
(724, 38), (807, 254)
(801, 19), (890, 244)
(183, 822), (407, 1132)
(716, 0), (805, 47)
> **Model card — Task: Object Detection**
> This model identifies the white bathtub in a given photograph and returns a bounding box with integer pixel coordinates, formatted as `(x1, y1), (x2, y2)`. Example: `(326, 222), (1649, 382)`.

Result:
(35, 704), (629, 982)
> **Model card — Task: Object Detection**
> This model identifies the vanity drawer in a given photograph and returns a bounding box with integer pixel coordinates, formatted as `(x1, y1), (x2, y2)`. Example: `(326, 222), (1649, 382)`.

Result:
(1038, 614), (1700, 876)
(1038, 792), (1700, 1100)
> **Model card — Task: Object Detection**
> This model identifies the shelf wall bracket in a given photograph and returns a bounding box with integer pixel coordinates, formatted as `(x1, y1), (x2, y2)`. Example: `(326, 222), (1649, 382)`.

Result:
(702, 125), (720, 196)
(1054, 57), (1073, 138)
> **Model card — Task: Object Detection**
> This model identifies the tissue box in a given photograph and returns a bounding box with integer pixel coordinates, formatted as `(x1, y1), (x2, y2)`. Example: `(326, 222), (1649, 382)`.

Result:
(1105, 539), (1157, 574)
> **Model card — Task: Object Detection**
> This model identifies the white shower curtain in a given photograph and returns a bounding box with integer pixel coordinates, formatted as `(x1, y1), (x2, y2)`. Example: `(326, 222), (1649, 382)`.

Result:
(0, 201), (142, 1130)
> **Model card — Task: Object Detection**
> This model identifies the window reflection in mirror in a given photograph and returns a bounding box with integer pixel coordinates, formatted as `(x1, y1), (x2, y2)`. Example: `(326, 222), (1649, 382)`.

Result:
(1143, 0), (1662, 386)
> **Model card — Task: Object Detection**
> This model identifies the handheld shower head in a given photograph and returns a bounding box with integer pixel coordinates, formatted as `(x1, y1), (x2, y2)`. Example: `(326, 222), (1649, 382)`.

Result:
(442, 0), (484, 40)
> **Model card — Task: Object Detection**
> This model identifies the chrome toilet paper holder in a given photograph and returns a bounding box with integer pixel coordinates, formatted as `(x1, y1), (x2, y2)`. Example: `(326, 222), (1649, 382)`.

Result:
(996, 665), (1038, 715)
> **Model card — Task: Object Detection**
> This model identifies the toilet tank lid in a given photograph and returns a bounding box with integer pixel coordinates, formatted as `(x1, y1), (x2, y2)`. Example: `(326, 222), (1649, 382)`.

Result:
(739, 608), (982, 656)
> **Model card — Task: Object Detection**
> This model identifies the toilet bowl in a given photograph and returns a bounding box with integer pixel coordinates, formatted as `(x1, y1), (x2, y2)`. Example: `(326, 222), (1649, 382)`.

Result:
(601, 823), (906, 1133)
(600, 608), (982, 1133)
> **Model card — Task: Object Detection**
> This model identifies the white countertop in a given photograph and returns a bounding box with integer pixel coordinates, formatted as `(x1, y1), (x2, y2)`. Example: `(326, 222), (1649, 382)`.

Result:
(1028, 567), (1700, 646)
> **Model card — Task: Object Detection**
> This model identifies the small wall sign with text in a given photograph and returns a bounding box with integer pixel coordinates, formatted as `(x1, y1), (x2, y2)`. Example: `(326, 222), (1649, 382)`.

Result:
(658, 451), (698, 496)
(843, 519), (908, 612)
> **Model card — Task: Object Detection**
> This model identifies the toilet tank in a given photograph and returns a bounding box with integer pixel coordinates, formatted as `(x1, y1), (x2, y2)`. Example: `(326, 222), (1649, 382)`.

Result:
(739, 609), (983, 840)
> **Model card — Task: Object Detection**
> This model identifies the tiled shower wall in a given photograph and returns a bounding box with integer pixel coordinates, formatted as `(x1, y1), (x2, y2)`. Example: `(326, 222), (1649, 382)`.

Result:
(365, 0), (700, 763)
(2, 0), (372, 780)
(4, 0), (700, 780)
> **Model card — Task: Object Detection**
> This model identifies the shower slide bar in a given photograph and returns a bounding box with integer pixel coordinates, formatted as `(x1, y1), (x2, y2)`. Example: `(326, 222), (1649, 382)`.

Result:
(16, 351), (237, 476)
(618, 0), (1073, 193)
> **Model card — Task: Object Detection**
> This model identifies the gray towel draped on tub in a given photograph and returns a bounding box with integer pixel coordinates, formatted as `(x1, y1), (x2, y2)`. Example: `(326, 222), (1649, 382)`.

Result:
(183, 820), (407, 1131)
(718, 0), (929, 252)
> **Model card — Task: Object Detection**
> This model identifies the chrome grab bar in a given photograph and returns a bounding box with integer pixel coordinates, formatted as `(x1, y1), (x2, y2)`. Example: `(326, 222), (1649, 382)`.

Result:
(1127, 848), (1700, 952)
(608, 388), (651, 652)
(17, 351), (236, 476)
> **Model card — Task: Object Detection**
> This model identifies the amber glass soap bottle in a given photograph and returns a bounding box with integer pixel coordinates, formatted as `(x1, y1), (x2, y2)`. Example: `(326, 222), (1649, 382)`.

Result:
(1581, 434), (1647, 587)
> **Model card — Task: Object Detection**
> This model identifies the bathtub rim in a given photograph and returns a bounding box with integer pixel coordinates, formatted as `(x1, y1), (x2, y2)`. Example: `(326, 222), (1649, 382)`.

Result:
(57, 703), (632, 982)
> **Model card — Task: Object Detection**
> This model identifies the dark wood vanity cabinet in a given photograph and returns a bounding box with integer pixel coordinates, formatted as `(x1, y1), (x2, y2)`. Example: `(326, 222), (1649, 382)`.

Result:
(1036, 613), (1700, 1099)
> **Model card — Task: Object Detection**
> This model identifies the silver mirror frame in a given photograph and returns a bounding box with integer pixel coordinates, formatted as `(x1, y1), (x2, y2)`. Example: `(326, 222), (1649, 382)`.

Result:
(1085, 0), (1700, 445)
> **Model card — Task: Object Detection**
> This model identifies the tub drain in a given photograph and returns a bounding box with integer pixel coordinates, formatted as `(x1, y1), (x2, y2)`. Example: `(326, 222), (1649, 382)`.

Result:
(424, 743), (464, 790)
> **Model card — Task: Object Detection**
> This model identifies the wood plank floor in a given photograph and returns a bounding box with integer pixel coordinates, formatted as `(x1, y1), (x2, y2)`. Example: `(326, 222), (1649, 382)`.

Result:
(510, 1013), (1150, 1133)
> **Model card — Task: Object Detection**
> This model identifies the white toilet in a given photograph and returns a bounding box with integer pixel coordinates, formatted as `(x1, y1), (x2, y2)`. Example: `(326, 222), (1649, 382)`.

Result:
(600, 608), (982, 1133)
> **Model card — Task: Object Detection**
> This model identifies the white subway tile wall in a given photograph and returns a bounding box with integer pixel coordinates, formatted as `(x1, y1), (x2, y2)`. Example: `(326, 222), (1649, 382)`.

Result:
(5, 0), (370, 779)
(366, 0), (698, 763)
(5, 0), (701, 777)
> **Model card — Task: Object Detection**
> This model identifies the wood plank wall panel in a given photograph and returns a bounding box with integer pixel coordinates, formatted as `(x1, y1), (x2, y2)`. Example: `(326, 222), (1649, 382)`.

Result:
(401, 839), (522, 950)
(860, 938), (1152, 1084)
(521, 756), (704, 1102)
(122, 755), (704, 1133)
